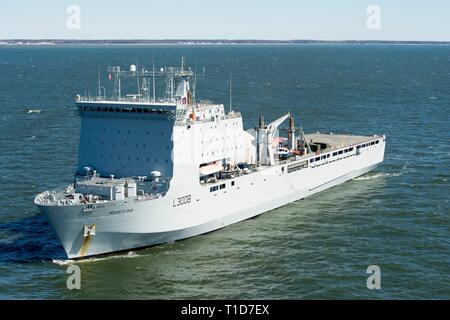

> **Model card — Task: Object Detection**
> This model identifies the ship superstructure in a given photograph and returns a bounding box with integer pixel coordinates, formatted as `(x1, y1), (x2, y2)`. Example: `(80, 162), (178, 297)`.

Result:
(35, 58), (386, 259)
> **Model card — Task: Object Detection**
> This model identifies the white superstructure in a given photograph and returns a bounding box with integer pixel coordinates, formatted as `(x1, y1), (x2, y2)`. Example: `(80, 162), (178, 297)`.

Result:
(35, 59), (386, 259)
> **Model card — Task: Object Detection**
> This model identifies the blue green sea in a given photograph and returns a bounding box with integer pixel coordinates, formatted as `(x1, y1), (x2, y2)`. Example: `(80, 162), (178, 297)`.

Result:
(0, 44), (449, 299)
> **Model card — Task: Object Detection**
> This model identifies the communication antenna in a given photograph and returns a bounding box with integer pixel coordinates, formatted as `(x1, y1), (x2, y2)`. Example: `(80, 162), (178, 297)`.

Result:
(152, 55), (156, 103)
(132, 63), (140, 97)
(193, 73), (197, 104)
(97, 67), (101, 98)
(181, 56), (186, 72)
(229, 73), (232, 113)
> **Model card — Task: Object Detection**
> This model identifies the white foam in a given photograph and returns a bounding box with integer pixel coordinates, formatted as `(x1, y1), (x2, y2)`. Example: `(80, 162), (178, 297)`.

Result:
(27, 109), (41, 113)
(354, 172), (401, 181)
(52, 251), (140, 265)
(52, 259), (75, 266)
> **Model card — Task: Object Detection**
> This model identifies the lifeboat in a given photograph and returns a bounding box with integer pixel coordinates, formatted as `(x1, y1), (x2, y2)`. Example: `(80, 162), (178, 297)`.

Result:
(199, 162), (223, 176)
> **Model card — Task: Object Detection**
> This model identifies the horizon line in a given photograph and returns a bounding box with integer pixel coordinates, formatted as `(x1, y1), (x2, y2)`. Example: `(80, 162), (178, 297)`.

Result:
(1, 39), (450, 44)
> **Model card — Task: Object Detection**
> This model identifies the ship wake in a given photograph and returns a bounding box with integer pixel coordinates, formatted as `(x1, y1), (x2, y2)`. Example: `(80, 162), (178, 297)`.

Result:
(354, 172), (402, 181)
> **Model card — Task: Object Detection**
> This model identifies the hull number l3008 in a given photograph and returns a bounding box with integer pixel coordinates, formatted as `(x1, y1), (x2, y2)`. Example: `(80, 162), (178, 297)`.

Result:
(173, 195), (192, 207)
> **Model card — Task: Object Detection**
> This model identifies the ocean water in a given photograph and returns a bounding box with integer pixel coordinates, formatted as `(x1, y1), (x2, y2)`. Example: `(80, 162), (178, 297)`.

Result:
(0, 44), (449, 299)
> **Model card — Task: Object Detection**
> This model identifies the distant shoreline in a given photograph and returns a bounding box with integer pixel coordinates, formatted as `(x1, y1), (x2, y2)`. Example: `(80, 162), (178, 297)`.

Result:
(1, 39), (450, 46)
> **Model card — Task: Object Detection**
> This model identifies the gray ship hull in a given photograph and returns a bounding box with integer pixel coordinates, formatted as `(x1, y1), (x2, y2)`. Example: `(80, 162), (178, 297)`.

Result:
(37, 162), (380, 259)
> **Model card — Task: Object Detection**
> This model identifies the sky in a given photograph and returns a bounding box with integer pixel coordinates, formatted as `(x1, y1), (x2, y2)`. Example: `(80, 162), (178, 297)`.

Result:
(0, 0), (449, 41)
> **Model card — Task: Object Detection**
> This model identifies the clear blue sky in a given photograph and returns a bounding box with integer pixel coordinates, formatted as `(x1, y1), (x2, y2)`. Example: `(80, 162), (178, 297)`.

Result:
(0, 0), (449, 40)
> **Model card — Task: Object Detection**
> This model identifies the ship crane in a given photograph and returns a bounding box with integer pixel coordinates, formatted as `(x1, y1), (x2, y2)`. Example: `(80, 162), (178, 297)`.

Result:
(258, 113), (290, 166)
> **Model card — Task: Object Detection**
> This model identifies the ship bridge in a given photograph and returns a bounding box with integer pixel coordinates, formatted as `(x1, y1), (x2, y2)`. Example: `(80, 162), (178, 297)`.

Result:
(76, 100), (176, 179)
(75, 57), (199, 179)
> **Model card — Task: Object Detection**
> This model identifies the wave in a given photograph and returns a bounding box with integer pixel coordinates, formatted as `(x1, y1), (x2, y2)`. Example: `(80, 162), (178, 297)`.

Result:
(27, 109), (41, 114)
(52, 251), (140, 265)
(354, 172), (402, 181)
